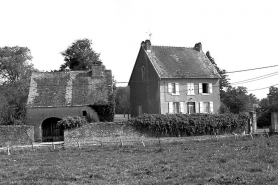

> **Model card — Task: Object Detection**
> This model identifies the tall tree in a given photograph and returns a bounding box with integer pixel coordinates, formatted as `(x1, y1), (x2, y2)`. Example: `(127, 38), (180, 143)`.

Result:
(221, 86), (258, 114)
(60, 39), (102, 71)
(0, 46), (35, 125)
(268, 86), (278, 106)
(206, 51), (230, 100)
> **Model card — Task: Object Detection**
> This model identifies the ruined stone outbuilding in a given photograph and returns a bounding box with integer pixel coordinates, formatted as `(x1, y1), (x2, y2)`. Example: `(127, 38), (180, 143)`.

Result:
(26, 65), (113, 142)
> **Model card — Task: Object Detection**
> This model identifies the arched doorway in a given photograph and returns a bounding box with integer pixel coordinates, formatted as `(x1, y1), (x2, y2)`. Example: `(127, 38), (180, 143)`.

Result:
(41, 117), (63, 142)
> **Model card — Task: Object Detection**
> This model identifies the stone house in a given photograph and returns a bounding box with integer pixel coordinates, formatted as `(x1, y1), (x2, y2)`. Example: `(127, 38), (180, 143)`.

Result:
(26, 65), (113, 142)
(128, 40), (221, 117)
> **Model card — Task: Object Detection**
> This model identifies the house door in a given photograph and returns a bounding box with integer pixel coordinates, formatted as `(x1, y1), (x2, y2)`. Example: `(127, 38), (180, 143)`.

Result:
(41, 117), (63, 142)
(188, 102), (196, 114)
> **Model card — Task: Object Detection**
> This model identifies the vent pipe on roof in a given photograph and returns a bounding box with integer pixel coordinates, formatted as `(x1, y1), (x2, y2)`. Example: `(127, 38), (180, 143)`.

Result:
(194, 42), (202, 52)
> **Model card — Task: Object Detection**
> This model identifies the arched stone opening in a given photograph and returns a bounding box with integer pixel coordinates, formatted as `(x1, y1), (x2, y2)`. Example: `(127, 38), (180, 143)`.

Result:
(41, 117), (63, 142)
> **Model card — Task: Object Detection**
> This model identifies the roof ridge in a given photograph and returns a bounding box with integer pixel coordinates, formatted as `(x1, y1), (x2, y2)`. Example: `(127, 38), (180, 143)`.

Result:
(152, 45), (193, 49)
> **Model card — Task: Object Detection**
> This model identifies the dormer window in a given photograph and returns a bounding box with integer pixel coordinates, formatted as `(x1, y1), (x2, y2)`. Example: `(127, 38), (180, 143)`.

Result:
(141, 66), (145, 80)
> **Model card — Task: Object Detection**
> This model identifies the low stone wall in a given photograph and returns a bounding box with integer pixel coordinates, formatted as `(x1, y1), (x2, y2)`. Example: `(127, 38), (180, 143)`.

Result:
(0, 125), (34, 147)
(64, 122), (142, 147)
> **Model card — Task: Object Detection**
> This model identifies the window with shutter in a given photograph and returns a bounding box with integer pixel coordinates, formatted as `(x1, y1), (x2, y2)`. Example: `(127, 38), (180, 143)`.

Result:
(168, 83), (180, 95)
(173, 102), (180, 113)
(203, 102), (209, 113)
(210, 102), (213, 113)
(180, 102), (184, 113)
(168, 83), (172, 94)
(199, 83), (202, 94)
(200, 83), (213, 95)
(187, 83), (191, 95)
(199, 102), (203, 113)
(209, 83), (213, 94)
(191, 83), (195, 95)
(168, 102), (173, 113)
(187, 83), (194, 95)
(175, 83), (180, 95)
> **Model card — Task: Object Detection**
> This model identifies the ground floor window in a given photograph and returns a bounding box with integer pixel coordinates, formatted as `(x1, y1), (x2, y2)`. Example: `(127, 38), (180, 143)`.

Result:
(200, 102), (213, 113)
(168, 102), (184, 113)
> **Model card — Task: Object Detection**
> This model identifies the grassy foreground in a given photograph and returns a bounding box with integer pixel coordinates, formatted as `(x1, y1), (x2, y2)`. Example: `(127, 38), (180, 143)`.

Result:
(1, 135), (278, 185)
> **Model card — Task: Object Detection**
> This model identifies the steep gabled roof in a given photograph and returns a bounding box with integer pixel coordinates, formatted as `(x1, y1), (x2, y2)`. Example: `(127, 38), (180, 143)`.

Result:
(145, 45), (220, 78)
(27, 69), (112, 108)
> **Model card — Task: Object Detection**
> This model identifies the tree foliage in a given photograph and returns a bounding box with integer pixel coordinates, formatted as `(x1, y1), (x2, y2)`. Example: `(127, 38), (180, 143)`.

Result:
(60, 39), (102, 71)
(220, 86), (259, 114)
(115, 86), (130, 116)
(257, 86), (278, 128)
(206, 51), (260, 114)
(206, 51), (230, 99)
(0, 46), (35, 125)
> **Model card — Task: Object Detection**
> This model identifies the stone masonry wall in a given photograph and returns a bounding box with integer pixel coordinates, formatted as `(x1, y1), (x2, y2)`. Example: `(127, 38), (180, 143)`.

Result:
(64, 122), (142, 147)
(0, 125), (34, 147)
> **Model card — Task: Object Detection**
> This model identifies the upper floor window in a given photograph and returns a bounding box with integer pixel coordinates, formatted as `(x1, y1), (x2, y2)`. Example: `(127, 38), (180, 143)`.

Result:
(141, 66), (145, 80)
(187, 83), (195, 95)
(168, 83), (180, 95)
(199, 83), (212, 94)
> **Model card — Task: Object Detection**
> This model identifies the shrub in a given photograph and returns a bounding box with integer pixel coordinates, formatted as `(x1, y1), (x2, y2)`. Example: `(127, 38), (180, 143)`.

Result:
(128, 113), (249, 137)
(57, 116), (87, 130)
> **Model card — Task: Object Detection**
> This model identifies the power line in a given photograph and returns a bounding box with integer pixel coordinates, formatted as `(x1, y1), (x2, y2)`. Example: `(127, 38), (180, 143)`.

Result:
(248, 83), (278, 91)
(226, 64), (278, 73)
(230, 71), (278, 85)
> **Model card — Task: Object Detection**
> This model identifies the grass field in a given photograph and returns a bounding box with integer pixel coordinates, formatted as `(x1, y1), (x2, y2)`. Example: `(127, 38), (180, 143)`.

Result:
(1, 135), (278, 185)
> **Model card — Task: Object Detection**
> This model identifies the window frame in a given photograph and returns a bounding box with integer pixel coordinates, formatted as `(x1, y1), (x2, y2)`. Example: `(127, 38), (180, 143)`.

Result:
(168, 82), (180, 95)
(199, 83), (212, 95)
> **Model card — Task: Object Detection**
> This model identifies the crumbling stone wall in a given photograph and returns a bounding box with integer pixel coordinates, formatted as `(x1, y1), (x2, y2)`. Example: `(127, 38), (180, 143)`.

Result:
(0, 125), (34, 147)
(64, 122), (141, 147)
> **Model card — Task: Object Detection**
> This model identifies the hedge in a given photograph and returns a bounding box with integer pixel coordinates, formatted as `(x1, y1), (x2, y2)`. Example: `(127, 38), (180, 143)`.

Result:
(129, 113), (249, 137)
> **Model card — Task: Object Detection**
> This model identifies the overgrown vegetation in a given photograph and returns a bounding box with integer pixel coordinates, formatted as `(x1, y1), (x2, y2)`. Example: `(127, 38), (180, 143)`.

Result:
(257, 86), (278, 128)
(129, 113), (249, 137)
(1, 136), (278, 184)
(0, 46), (37, 125)
(57, 116), (87, 130)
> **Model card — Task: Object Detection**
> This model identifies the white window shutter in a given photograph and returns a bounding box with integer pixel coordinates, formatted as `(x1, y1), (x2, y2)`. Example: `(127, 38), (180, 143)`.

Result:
(180, 102), (184, 113)
(175, 83), (180, 95)
(209, 83), (213, 94)
(210, 102), (213, 113)
(187, 83), (191, 95)
(169, 102), (173, 113)
(168, 83), (172, 94)
(199, 83), (202, 94)
(199, 102), (203, 113)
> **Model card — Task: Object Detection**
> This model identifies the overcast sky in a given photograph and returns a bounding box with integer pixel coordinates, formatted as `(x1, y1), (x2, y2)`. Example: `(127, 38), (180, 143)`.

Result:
(1, 0), (278, 99)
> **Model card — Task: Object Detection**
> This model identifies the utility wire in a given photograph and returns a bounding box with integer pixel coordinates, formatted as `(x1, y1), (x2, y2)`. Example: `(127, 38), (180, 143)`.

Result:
(247, 83), (278, 91)
(226, 64), (278, 73)
(230, 71), (278, 85)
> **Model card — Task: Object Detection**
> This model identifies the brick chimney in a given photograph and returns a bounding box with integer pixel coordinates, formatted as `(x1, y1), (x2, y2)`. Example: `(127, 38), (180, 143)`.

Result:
(143, 39), (151, 52)
(194, 42), (202, 52)
(92, 64), (103, 78)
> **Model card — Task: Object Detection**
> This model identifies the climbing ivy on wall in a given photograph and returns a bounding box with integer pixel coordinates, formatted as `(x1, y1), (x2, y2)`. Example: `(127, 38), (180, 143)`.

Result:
(90, 102), (115, 122)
